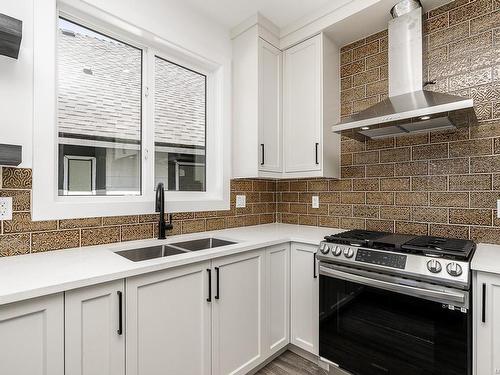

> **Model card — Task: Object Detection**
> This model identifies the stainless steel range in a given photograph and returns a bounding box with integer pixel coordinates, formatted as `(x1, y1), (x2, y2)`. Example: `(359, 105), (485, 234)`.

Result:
(317, 230), (475, 375)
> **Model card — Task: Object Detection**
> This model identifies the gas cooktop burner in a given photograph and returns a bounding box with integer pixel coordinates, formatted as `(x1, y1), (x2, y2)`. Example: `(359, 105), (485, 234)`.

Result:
(325, 230), (476, 260)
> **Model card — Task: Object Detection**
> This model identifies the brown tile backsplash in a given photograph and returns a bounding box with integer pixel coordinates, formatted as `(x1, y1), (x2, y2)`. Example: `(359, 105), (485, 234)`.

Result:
(276, 2), (500, 245)
(0, 175), (278, 255)
(1, 0), (499, 257)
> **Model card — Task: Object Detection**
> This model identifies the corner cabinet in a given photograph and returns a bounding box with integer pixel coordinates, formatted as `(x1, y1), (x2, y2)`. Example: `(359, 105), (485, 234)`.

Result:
(474, 271), (500, 375)
(232, 19), (341, 179)
(290, 243), (319, 355)
(0, 293), (64, 375)
(232, 24), (283, 178)
(283, 34), (341, 178)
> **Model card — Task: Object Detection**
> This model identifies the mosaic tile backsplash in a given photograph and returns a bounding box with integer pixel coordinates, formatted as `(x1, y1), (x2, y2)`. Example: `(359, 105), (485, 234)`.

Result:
(0, 0), (499, 257)
(0, 168), (276, 256)
(276, 0), (500, 244)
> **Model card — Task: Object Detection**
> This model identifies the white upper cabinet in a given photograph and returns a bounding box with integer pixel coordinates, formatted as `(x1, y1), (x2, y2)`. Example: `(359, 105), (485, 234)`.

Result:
(258, 38), (282, 173)
(283, 33), (341, 178)
(232, 21), (341, 179)
(0, 294), (64, 375)
(232, 21), (283, 178)
(283, 36), (321, 173)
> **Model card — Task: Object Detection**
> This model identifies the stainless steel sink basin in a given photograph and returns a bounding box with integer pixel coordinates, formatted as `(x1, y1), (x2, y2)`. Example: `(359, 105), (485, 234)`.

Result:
(116, 245), (188, 262)
(115, 237), (237, 262)
(170, 238), (236, 251)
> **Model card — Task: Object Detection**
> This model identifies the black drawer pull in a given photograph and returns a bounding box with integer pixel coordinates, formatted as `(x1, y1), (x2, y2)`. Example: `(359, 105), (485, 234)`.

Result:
(260, 144), (265, 165)
(215, 267), (220, 300)
(313, 253), (317, 279)
(482, 283), (486, 323)
(207, 269), (212, 302)
(315, 143), (319, 165)
(117, 291), (123, 335)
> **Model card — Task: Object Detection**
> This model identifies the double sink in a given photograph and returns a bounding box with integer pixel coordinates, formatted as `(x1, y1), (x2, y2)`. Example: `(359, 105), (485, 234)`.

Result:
(116, 237), (237, 262)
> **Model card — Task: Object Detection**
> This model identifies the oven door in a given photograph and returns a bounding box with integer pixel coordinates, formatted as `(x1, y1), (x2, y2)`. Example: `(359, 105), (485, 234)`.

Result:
(319, 263), (471, 375)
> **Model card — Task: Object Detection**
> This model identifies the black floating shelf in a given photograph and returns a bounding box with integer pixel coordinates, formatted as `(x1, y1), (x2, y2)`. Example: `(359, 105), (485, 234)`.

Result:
(0, 144), (22, 166)
(0, 13), (22, 59)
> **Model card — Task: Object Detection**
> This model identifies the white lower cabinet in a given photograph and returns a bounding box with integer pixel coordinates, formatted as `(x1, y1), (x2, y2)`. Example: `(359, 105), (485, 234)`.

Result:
(212, 249), (266, 375)
(265, 243), (290, 356)
(126, 261), (212, 375)
(474, 271), (500, 375)
(290, 243), (319, 355)
(0, 242), (317, 375)
(0, 293), (64, 375)
(65, 280), (125, 375)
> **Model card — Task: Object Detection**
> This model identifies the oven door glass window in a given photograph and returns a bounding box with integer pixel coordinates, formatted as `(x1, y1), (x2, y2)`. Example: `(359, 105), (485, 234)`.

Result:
(319, 274), (470, 375)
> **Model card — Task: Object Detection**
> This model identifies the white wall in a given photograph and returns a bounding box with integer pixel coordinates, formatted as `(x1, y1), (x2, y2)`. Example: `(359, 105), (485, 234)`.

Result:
(0, 0), (33, 167)
(0, 0), (232, 169)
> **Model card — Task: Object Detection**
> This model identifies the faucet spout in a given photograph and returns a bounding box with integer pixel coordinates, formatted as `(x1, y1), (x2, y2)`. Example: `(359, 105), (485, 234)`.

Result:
(155, 182), (173, 239)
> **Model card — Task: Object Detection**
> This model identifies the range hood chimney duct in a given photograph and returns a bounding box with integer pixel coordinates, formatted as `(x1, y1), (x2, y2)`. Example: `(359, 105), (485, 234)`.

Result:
(332, 0), (475, 139)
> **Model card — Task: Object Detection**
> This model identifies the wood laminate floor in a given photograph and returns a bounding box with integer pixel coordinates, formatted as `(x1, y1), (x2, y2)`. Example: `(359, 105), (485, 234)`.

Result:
(255, 351), (328, 375)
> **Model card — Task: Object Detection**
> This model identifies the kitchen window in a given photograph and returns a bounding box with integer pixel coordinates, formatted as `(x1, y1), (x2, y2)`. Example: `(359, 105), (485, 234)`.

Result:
(32, 2), (230, 220)
(154, 56), (206, 192)
(57, 17), (143, 196)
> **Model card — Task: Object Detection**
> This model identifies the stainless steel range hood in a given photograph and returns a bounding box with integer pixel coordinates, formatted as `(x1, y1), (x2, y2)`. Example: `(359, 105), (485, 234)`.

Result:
(332, 0), (474, 138)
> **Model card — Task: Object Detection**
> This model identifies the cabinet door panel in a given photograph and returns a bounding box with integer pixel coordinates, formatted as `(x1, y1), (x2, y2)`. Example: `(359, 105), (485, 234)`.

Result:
(65, 280), (124, 375)
(266, 244), (290, 355)
(126, 262), (211, 375)
(0, 294), (64, 375)
(475, 272), (500, 375)
(283, 35), (321, 173)
(258, 38), (282, 173)
(212, 250), (265, 375)
(290, 243), (319, 354)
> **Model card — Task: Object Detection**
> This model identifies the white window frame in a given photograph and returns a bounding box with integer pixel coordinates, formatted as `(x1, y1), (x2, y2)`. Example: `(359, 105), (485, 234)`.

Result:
(32, 0), (231, 220)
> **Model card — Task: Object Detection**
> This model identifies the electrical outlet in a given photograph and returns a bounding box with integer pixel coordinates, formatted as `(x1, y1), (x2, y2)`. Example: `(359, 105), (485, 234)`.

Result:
(0, 197), (13, 220)
(312, 195), (319, 209)
(497, 200), (500, 218)
(236, 195), (246, 208)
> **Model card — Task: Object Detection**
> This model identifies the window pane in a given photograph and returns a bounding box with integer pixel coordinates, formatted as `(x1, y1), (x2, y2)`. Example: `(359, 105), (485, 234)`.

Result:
(57, 18), (142, 196)
(154, 56), (206, 192)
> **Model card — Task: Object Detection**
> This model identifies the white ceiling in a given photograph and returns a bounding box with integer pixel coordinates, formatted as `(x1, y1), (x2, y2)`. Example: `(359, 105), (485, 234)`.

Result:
(178, 0), (337, 29)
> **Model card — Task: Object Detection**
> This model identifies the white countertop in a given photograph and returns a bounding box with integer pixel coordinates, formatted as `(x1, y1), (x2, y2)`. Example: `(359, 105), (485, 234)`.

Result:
(0, 223), (342, 305)
(471, 243), (500, 275)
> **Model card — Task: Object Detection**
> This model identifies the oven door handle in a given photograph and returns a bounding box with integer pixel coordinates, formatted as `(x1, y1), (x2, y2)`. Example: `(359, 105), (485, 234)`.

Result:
(319, 265), (466, 305)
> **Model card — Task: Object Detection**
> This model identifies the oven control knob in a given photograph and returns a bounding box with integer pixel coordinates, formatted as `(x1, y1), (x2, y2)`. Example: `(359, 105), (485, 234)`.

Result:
(343, 247), (354, 259)
(333, 246), (342, 256)
(446, 262), (463, 277)
(427, 259), (442, 273)
(319, 243), (330, 254)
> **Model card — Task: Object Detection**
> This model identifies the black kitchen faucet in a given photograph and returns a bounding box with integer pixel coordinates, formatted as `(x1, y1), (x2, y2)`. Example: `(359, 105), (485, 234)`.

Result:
(155, 182), (173, 239)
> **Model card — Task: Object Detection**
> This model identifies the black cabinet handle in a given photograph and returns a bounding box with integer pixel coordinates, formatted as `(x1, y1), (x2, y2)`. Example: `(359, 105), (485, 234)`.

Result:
(315, 143), (319, 165)
(117, 291), (123, 335)
(313, 253), (317, 279)
(260, 144), (265, 166)
(207, 269), (212, 302)
(215, 267), (220, 300)
(482, 283), (486, 323)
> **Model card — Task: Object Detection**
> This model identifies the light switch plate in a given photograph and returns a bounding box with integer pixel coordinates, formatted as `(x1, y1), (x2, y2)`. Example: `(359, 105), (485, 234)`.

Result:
(236, 195), (246, 208)
(312, 195), (319, 209)
(497, 200), (500, 218)
(0, 197), (13, 220)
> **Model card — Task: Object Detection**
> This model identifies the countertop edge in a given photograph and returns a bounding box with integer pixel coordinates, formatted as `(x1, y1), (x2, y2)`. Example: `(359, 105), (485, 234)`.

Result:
(0, 224), (338, 306)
